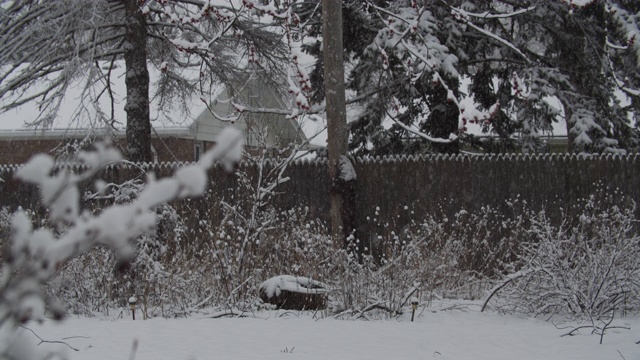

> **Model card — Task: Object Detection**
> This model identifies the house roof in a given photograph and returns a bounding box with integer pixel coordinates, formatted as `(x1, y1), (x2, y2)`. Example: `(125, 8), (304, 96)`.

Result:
(0, 126), (194, 141)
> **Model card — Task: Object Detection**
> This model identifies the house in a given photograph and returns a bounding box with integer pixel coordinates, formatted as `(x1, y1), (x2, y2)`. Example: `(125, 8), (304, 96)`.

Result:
(0, 69), (310, 165)
(190, 72), (311, 158)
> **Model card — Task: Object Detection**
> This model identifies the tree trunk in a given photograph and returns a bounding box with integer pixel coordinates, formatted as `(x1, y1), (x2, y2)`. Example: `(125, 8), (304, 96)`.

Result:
(322, 0), (355, 246)
(123, 0), (152, 163)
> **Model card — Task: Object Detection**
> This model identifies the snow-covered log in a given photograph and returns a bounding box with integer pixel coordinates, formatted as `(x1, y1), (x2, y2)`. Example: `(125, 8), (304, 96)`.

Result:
(259, 275), (328, 310)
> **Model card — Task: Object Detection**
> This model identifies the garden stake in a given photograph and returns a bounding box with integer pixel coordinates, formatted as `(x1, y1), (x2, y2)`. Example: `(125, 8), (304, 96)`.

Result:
(129, 296), (137, 320)
(411, 299), (418, 322)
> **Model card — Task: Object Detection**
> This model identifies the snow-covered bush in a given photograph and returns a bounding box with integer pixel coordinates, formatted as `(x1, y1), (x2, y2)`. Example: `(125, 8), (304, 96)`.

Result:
(342, 201), (534, 310)
(483, 191), (640, 326)
(189, 202), (335, 310)
(324, 245), (405, 319)
(16, 142), (639, 329)
(0, 128), (244, 358)
(49, 204), (195, 318)
(46, 175), (206, 318)
(427, 200), (535, 296)
(324, 194), (637, 323)
(175, 139), (339, 311)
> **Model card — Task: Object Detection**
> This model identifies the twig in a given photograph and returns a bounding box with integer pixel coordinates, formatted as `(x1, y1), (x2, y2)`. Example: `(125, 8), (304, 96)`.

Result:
(333, 309), (353, 319)
(561, 325), (595, 337)
(225, 277), (253, 306)
(278, 311), (299, 318)
(561, 325), (629, 339)
(20, 326), (79, 352)
(207, 310), (242, 319)
(205, 309), (264, 319)
(600, 312), (616, 344)
(602, 327), (631, 336)
(62, 336), (90, 340)
(311, 307), (323, 320)
(438, 305), (469, 312)
(481, 268), (535, 312)
(190, 288), (214, 309)
(354, 302), (396, 319)
(552, 321), (577, 330)
(400, 286), (419, 308)
(280, 346), (295, 353)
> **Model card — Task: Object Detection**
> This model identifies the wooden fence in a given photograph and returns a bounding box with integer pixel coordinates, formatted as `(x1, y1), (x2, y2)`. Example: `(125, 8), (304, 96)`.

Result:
(1, 153), (638, 243)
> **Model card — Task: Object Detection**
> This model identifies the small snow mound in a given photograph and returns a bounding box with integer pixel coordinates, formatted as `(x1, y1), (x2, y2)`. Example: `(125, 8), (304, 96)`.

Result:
(259, 275), (328, 299)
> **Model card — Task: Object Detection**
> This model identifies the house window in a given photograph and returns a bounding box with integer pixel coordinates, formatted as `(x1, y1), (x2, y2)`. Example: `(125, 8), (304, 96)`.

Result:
(194, 142), (203, 161)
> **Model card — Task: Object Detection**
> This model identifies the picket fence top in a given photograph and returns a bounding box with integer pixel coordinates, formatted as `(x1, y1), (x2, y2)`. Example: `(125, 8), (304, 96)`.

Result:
(0, 153), (638, 173)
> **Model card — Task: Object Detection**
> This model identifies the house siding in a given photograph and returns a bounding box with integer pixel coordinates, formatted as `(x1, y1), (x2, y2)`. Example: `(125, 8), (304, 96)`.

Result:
(198, 83), (307, 149)
(0, 136), (212, 165)
(0, 139), (69, 165)
(151, 137), (197, 163)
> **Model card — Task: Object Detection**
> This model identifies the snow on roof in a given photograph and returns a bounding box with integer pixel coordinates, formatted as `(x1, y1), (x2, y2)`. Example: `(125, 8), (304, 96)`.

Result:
(0, 127), (193, 140)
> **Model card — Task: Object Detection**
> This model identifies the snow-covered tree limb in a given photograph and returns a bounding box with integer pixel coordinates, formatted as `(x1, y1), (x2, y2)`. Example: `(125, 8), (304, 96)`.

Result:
(0, 126), (244, 358)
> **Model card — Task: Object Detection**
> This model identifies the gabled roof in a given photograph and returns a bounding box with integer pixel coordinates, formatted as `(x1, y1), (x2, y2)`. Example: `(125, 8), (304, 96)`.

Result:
(195, 73), (309, 148)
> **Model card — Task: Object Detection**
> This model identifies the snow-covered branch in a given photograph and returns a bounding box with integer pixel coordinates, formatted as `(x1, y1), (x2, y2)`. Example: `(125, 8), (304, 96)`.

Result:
(0, 127), (244, 358)
(450, 7), (530, 63)
(448, 3), (537, 20)
(387, 108), (457, 144)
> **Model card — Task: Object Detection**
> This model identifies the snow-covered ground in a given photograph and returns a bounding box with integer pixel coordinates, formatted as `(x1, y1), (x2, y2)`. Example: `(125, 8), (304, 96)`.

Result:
(19, 301), (640, 360)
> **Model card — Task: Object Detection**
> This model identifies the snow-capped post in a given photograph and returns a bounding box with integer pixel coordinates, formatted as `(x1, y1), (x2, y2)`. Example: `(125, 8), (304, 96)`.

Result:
(129, 296), (137, 320)
(322, 0), (357, 248)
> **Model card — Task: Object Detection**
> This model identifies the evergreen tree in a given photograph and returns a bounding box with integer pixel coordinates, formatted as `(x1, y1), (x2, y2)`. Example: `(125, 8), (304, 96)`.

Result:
(494, 1), (640, 153)
(296, 0), (640, 155)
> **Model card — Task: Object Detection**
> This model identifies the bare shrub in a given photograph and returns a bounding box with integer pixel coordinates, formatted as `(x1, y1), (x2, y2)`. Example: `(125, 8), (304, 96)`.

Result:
(483, 191), (640, 326)
(48, 178), (207, 318)
(40, 172), (640, 326)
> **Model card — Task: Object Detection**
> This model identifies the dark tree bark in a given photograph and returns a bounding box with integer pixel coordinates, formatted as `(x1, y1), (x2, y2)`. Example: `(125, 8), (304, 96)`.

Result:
(122, 0), (152, 163)
(322, 0), (356, 246)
